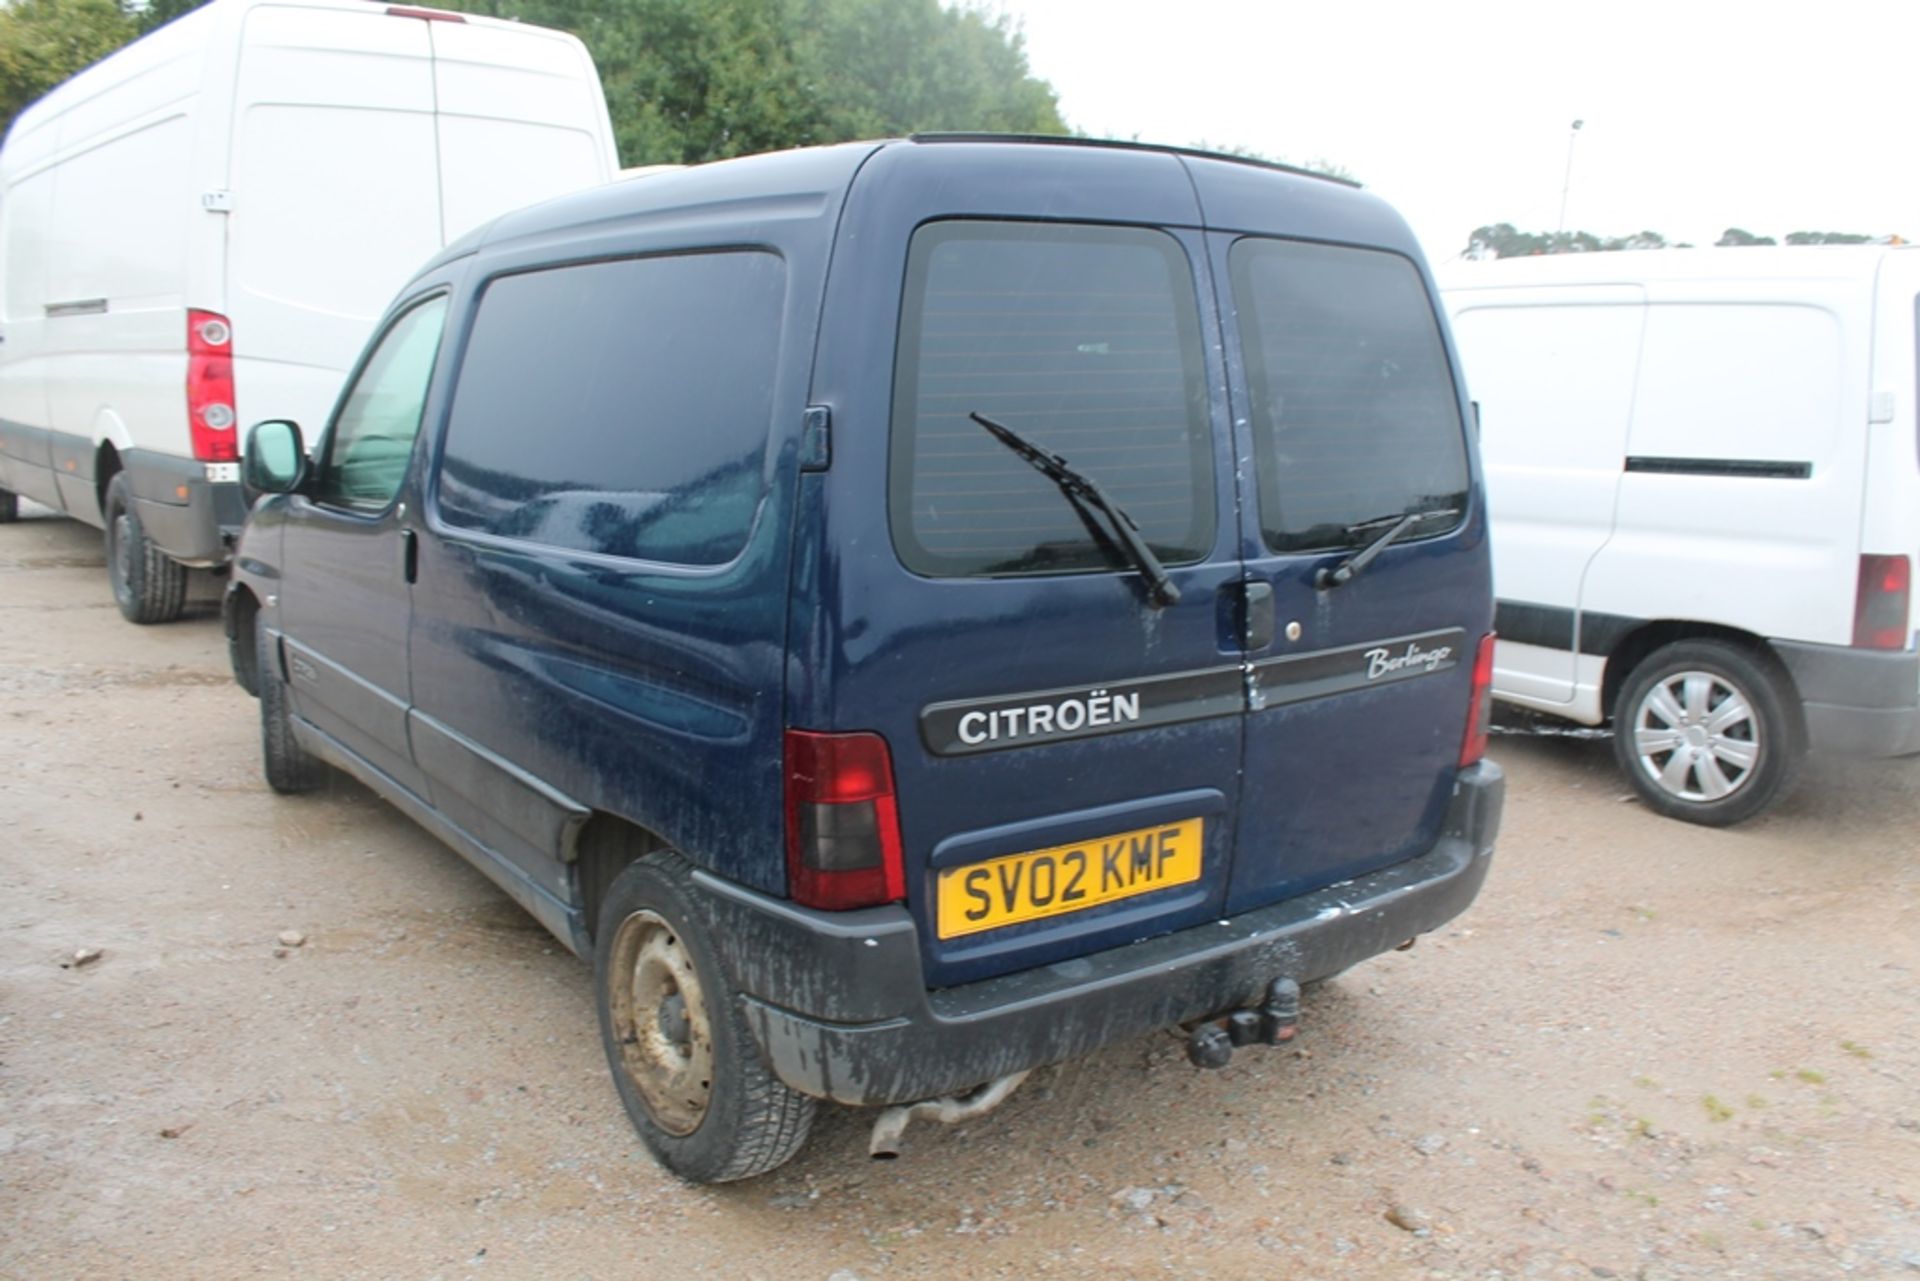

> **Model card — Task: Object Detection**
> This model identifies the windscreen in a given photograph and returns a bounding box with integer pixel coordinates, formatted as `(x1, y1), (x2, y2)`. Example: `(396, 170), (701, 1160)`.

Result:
(889, 221), (1216, 578)
(1232, 239), (1469, 553)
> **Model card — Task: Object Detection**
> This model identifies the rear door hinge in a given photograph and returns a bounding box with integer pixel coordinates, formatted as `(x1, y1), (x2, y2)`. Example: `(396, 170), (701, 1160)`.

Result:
(201, 190), (233, 213)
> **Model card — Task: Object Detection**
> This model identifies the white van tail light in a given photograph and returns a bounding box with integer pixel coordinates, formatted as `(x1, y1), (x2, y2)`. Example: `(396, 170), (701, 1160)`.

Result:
(1460, 632), (1496, 767)
(186, 308), (237, 462)
(1852, 554), (1912, 650)
(784, 729), (907, 911)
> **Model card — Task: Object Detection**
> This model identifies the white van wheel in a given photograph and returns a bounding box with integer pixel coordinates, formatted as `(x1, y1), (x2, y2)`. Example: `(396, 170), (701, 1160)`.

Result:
(1611, 640), (1804, 826)
(0, 488), (17, 522)
(103, 473), (188, 624)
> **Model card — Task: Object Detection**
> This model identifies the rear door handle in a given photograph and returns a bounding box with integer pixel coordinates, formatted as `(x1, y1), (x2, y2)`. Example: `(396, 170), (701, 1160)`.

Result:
(400, 528), (418, 584)
(1241, 581), (1275, 650)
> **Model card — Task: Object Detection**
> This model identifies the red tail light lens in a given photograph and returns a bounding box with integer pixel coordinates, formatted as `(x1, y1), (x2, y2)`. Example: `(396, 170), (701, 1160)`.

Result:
(1460, 632), (1496, 767)
(1853, 554), (1912, 650)
(186, 308), (237, 462)
(784, 730), (906, 911)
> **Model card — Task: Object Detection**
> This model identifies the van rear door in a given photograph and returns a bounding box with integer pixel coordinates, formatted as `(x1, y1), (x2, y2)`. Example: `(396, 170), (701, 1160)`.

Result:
(225, 3), (443, 436)
(1188, 162), (1490, 913)
(422, 19), (617, 241)
(808, 143), (1248, 989)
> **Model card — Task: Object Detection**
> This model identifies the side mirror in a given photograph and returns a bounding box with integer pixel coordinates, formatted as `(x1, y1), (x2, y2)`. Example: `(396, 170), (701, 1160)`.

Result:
(243, 419), (308, 498)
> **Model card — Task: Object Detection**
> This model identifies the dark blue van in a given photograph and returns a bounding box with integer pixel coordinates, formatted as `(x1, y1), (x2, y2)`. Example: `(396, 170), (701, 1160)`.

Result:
(225, 136), (1504, 1183)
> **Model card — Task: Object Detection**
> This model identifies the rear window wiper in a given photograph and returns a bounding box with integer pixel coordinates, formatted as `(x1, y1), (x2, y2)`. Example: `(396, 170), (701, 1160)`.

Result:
(1314, 507), (1460, 590)
(968, 412), (1180, 607)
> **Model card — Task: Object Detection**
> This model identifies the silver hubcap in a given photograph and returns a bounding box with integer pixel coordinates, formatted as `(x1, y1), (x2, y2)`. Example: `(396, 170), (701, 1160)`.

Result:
(1630, 669), (1761, 803)
(607, 910), (712, 1136)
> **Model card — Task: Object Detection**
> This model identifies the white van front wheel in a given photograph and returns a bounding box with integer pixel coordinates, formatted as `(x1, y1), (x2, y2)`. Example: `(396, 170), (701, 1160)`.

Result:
(1612, 640), (1804, 826)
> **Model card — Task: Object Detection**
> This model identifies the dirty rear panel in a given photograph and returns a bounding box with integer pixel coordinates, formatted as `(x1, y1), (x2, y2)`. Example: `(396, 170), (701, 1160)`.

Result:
(798, 140), (1488, 989)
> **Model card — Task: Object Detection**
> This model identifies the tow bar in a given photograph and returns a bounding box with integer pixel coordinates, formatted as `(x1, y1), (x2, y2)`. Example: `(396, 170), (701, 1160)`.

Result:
(1186, 976), (1301, 1069)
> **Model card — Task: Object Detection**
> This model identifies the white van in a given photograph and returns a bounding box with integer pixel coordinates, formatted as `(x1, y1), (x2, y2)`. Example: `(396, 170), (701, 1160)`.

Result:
(0, 0), (617, 622)
(1439, 248), (1920, 824)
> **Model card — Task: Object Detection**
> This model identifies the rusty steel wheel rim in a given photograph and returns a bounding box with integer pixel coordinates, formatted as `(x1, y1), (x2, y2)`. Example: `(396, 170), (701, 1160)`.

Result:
(608, 909), (713, 1136)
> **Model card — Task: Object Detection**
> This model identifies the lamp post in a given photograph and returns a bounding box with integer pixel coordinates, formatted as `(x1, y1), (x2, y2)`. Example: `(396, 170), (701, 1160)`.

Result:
(1556, 119), (1584, 236)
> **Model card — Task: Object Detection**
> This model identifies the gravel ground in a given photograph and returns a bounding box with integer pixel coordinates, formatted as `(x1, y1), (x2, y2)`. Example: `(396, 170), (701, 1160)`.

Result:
(2, 503), (1917, 1281)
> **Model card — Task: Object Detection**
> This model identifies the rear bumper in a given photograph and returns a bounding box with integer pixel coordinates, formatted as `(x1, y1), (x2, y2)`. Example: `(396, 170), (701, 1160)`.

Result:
(124, 450), (246, 566)
(1770, 639), (1920, 758)
(696, 760), (1504, 1106)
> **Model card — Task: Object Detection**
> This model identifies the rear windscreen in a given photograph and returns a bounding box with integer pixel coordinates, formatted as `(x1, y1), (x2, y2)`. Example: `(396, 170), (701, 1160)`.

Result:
(889, 221), (1215, 579)
(1232, 239), (1468, 553)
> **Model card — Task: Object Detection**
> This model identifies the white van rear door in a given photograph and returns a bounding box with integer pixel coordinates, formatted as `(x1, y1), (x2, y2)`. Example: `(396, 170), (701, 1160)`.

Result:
(426, 20), (617, 242)
(226, 4), (442, 437)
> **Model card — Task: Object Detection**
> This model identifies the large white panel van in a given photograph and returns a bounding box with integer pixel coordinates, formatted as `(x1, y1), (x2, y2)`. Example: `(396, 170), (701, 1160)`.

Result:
(1440, 248), (1920, 824)
(0, 0), (617, 622)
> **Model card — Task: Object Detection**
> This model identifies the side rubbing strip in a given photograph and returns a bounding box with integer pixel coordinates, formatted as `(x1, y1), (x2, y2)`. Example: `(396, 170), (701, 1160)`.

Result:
(1493, 601), (1574, 652)
(1625, 456), (1812, 480)
(1495, 600), (1642, 658)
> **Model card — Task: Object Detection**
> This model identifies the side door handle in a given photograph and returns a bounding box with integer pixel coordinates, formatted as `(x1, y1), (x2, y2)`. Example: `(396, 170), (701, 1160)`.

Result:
(400, 528), (418, 584)
(1240, 580), (1275, 650)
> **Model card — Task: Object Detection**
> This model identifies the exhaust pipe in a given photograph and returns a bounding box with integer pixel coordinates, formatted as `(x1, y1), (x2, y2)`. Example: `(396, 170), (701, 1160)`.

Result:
(868, 1070), (1032, 1159)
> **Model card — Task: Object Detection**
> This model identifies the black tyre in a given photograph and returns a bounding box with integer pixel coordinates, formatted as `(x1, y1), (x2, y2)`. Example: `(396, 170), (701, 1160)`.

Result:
(594, 854), (814, 1183)
(103, 472), (187, 624)
(1611, 639), (1804, 826)
(257, 613), (324, 795)
(0, 487), (17, 523)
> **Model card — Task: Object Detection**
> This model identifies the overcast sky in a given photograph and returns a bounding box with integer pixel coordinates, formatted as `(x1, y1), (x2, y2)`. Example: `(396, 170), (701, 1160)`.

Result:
(990, 0), (1920, 262)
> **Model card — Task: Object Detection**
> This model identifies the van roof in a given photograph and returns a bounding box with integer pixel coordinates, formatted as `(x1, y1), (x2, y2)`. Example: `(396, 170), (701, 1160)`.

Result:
(439, 134), (1394, 281)
(908, 133), (1363, 188)
(1437, 244), (1914, 291)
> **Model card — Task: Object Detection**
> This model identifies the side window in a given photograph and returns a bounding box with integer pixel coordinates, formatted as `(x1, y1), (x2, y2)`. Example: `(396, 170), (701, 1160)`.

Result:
(434, 251), (787, 565)
(1232, 239), (1468, 553)
(313, 295), (449, 511)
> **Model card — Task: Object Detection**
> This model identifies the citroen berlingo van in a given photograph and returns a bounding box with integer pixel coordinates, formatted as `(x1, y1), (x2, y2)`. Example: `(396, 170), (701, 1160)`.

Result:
(225, 136), (1504, 1183)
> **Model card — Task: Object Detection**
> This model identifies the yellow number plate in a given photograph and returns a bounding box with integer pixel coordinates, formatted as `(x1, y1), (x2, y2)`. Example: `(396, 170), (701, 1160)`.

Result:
(935, 818), (1204, 940)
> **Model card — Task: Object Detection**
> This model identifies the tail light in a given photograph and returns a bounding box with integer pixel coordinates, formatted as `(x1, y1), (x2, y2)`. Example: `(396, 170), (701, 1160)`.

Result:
(1460, 632), (1496, 767)
(784, 730), (906, 911)
(1853, 554), (1912, 650)
(186, 309), (237, 462)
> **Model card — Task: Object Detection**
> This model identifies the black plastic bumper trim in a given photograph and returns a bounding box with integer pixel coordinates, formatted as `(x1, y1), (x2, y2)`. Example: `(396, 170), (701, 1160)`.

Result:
(715, 760), (1504, 1106)
(1769, 638), (1920, 756)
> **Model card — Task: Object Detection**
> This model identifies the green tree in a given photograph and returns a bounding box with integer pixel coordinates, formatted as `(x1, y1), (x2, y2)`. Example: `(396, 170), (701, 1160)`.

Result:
(1784, 230), (1874, 245)
(441, 0), (1065, 164)
(131, 0), (207, 34)
(0, 0), (136, 136)
(1717, 227), (1777, 247)
(1465, 223), (1669, 258)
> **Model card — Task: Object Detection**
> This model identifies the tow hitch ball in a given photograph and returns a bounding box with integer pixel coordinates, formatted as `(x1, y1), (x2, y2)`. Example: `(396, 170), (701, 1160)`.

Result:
(1186, 977), (1301, 1069)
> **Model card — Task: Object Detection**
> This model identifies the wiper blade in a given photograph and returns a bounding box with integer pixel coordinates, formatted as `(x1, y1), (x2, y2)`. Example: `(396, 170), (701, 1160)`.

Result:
(1313, 507), (1457, 590)
(969, 411), (1180, 607)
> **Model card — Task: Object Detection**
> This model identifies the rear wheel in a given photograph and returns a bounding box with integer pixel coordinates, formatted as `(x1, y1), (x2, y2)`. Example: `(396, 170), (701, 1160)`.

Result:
(103, 472), (187, 624)
(257, 613), (324, 795)
(1611, 639), (1803, 826)
(0, 487), (17, 523)
(594, 854), (814, 1183)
